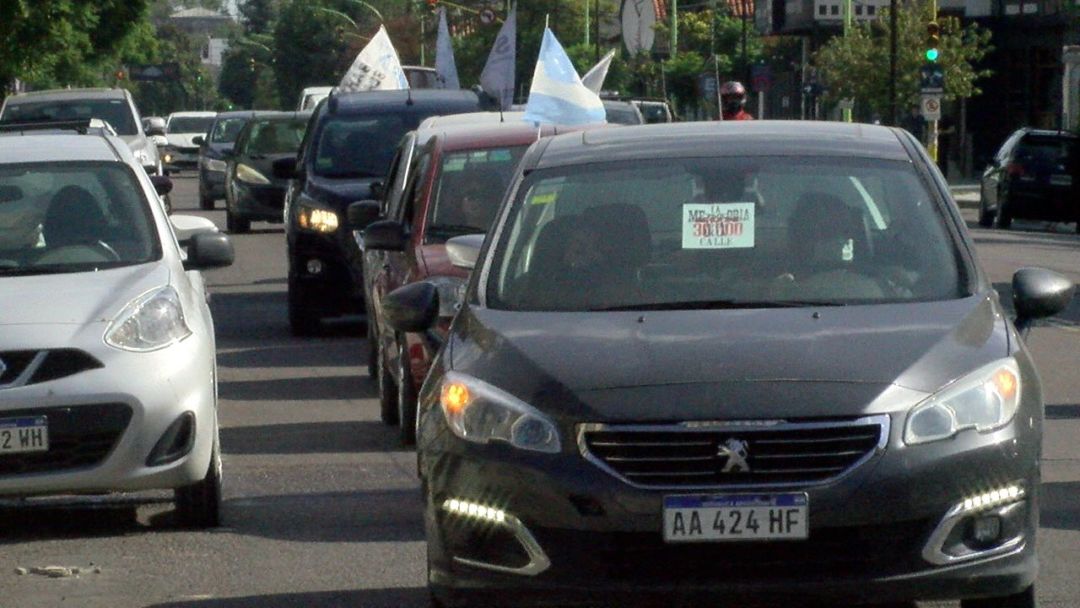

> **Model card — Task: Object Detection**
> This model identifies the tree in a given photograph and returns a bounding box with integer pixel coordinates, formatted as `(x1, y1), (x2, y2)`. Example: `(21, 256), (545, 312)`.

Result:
(813, 0), (992, 120)
(240, 0), (276, 35)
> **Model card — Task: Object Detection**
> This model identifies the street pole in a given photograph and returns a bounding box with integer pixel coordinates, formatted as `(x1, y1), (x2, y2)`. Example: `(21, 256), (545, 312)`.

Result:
(889, 0), (897, 125)
(585, 0), (589, 46)
(671, 0), (678, 57)
(927, 0), (939, 162)
(420, 15), (426, 66)
(741, 1), (748, 83)
(842, 0), (853, 122)
(595, 0), (601, 61)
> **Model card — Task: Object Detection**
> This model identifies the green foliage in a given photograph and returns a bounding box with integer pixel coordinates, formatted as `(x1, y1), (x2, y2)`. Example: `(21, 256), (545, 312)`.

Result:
(814, 0), (992, 118)
(272, 0), (355, 110)
(126, 24), (222, 115)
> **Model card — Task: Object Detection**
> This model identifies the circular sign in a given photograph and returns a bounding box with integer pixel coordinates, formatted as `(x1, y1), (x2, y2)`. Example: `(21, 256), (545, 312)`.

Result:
(925, 98), (940, 112)
(621, 0), (656, 55)
(479, 7), (496, 25)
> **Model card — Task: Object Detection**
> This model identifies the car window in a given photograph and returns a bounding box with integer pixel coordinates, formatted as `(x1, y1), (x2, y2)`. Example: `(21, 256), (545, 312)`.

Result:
(313, 115), (409, 179)
(245, 119), (307, 155)
(398, 152), (432, 226)
(426, 146), (527, 241)
(382, 137), (411, 216)
(487, 156), (964, 311)
(0, 99), (137, 136)
(1015, 137), (1075, 168)
(604, 104), (641, 125)
(209, 118), (248, 143)
(168, 116), (215, 134)
(0, 162), (160, 275)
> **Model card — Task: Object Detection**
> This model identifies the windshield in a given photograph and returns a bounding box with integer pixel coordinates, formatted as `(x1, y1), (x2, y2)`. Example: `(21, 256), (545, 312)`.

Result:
(168, 116), (215, 134)
(0, 162), (159, 276)
(427, 146), (528, 240)
(0, 99), (137, 136)
(314, 115), (408, 179)
(242, 119), (308, 156)
(487, 156), (965, 311)
(210, 117), (248, 143)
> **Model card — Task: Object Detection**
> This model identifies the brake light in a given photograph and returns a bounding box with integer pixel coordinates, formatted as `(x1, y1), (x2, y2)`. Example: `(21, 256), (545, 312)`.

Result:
(1005, 162), (1025, 178)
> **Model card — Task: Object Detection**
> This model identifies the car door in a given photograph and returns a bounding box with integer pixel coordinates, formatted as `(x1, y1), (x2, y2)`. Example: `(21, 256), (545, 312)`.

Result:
(984, 132), (1020, 210)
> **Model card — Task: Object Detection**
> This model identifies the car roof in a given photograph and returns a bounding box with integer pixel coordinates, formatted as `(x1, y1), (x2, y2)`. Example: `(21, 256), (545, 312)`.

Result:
(419, 111), (528, 129)
(327, 90), (480, 115)
(168, 111), (217, 118)
(422, 122), (603, 152)
(4, 88), (129, 103)
(532, 121), (910, 170)
(245, 111), (313, 122)
(212, 110), (259, 120)
(1018, 128), (1079, 140)
(302, 86), (334, 94)
(0, 134), (122, 164)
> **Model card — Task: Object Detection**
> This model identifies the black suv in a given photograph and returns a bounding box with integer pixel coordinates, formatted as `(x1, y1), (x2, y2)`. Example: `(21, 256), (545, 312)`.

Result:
(979, 128), (1080, 230)
(277, 90), (482, 335)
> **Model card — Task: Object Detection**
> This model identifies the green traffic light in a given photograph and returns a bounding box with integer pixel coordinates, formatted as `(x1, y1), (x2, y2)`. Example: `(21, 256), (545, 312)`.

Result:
(926, 48), (939, 62)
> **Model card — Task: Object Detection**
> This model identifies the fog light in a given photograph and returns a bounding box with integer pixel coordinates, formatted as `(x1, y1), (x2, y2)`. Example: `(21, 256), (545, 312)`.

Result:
(970, 515), (1002, 545)
(146, 412), (196, 466)
(306, 259), (324, 275)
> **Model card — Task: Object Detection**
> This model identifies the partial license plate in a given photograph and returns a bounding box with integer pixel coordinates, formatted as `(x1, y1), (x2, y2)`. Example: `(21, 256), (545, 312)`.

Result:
(1049, 174), (1073, 186)
(663, 493), (808, 542)
(0, 416), (49, 454)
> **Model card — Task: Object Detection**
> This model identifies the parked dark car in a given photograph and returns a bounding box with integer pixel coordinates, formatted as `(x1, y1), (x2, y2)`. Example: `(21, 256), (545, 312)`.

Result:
(223, 111), (310, 233)
(381, 122), (1073, 608)
(362, 122), (598, 446)
(278, 89), (482, 336)
(979, 128), (1080, 230)
(198, 110), (255, 210)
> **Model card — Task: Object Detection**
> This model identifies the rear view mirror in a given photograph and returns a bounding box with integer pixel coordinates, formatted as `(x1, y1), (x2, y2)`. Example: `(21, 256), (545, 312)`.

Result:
(1012, 267), (1075, 334)
(363, 220), (407, 251)
(347, 200), (382, 231)
(383, 282), (439, 333)
(145, 117), (166, 137)
(184, 232), (235, 271)
(273, 156), (299, 180)
(150, 175), (173, 196)
(446, 234), (485, 270)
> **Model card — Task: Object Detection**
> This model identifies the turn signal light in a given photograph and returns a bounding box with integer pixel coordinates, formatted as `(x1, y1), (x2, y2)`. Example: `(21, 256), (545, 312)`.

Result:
(442, 382), (470, 414)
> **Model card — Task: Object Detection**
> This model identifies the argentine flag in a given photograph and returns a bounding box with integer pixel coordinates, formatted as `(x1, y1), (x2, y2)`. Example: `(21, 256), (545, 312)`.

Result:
(523, 29), (606, 126)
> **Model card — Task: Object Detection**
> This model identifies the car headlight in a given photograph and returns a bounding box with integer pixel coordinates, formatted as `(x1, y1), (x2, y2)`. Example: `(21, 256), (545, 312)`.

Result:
(297, 204), (339, 233)
(439, 372), (561, 453)
(429, 276), (467, 318)
(904, 358), (1021, 445)
(205, 158), (227, 172)
(104, 286), (192, 352)
(236, 163), (271, 185)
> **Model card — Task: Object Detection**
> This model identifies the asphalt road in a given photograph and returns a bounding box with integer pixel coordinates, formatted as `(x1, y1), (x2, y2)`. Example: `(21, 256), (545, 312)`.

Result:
(1, 175), (1078, 608)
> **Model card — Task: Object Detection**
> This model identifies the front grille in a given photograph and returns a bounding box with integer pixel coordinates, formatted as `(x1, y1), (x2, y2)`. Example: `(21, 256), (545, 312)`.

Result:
(579, 416), (888, 489)
(0, 404), (132, 476)
(0, 349), (103, 389)
(534, 518), (932, 583)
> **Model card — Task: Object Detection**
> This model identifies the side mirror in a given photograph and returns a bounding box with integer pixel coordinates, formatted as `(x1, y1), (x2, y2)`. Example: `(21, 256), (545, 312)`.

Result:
(383, 282), (439, 333)
(171, 214), (219, 245)
(192, 135), (206, 146)
(370, 181), (386, 201)
(146, 117), (166, 137)
(347, 200), (382, 231)
(363, 219), (407, 251)
(184, 232), (235, 271)
(150, 175), (173, 196)
(1013, 267), (1075, 334)
(150, 134), (169, 148)
(273, 156), (299, 180)
(446, 233), (485, 270)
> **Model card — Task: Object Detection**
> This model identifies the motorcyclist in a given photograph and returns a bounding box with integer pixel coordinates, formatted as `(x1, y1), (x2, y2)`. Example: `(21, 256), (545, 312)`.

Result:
(719, 81), (753, 121)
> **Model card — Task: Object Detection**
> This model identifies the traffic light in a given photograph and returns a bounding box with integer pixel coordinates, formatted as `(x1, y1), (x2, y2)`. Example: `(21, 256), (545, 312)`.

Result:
(925, 21), (941, 62)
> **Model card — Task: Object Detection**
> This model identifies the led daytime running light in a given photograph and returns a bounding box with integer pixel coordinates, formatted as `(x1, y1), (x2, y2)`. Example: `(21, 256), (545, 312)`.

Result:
(960, 485), (1024, 514)
(443, 498), (507, 524)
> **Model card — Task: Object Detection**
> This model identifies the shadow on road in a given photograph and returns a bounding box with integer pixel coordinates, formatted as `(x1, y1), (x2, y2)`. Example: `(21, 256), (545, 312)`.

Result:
(219, 374), (374, 402)
(218, 341), (367, 371)
(1041, 481), (1080, 531)
(221, 421), (399, 455)
(1045, 404), (1080, 420)
(146, 587), (429, 608)
(210, 292), (365, 342)
(0, 505), (142, 541)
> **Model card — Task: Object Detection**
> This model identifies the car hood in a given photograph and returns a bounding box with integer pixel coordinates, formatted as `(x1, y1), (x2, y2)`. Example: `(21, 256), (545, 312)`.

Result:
(305, 175), (378, 209)
(166, 133), (202, 148)
(449, 295), (1009, 420)
(0, 263), (170, 327)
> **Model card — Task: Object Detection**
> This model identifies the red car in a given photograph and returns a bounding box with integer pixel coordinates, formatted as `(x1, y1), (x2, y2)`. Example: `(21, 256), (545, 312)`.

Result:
(361, 121), (601, 445)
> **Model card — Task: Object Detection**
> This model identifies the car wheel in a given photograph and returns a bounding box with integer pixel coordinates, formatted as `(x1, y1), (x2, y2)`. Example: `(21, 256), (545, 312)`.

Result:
(397, 335), (418, 446)
(174, 440), (222, 528)
(288, 279), (320, 337)
(378, 336), (400, 425)
(960, 585), (1037, 608)
(200, 193), (215, 210)
(226, 209), (250, 234)
(977, 188), (995, 228)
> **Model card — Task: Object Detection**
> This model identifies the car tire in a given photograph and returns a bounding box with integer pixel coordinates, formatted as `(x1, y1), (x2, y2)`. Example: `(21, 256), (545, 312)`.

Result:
(378, 337), (400, 425)
(226, 209), (250, 234)
(960, 585), (1037, 608)
(200, 192), (215, 210)
(397, 335), (418, 446)
(977, 188), (995, 228)
(174, 440), (222, 528)
(288, 279), (320, 337)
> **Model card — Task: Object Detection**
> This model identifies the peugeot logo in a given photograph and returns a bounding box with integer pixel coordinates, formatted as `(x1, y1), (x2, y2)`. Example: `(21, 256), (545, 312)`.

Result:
(717, 438), (750, 473)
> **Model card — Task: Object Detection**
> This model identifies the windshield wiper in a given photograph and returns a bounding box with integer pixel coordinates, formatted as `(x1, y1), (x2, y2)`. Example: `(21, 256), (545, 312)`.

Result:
(591, 299), (849, 311)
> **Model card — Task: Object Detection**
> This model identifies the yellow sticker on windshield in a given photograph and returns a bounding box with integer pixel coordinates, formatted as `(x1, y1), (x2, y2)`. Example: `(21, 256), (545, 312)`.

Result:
(529, 192), (557, 206)
(682, 203), (755, 249)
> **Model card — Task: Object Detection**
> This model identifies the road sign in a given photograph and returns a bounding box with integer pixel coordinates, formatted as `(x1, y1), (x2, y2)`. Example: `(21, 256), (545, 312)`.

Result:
(750, 64), (773, 93)
(920, 94), (942, 121)
(479, 7), (497, 25)
(919, 62), (944, 94)
(621, 0), (657, 55)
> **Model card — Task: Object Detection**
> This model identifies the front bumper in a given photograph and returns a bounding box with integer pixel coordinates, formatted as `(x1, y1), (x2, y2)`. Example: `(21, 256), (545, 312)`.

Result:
(0, 324), (217, 496)
(422, 410), (1038, 605)
(288, 228), (365, 316)
(199, 164), (226, 199)
(164, 148), (199, 171)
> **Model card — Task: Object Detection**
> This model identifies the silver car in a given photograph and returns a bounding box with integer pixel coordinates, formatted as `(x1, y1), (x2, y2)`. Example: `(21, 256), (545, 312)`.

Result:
(0, 125), (234, 526)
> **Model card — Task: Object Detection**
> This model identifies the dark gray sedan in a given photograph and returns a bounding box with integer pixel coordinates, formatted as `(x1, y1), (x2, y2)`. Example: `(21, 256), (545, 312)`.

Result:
(382, 121), (1073, 608)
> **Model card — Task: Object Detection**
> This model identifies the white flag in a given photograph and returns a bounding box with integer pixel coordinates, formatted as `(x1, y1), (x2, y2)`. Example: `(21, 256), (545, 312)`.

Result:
(581, 49), (616, 94)
(523, 28), (606, 126)
(435, 7), (460, 89)
(480, 3), (516, 110)
(338, 26), (409, 93)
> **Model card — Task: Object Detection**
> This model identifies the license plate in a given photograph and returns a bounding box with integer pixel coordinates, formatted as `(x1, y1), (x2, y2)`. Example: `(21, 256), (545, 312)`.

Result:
(0, 416), (49, 454)
(663, 493), (808, 542)
(1049, 174), (1073, 186)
